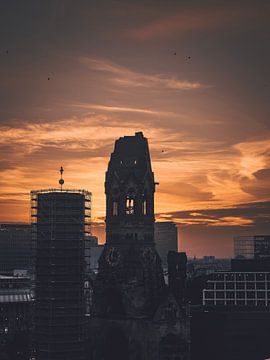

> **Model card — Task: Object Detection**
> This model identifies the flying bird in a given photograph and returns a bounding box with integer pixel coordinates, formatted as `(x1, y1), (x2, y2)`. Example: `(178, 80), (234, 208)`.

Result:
(48, 77), (50, 80)
(173, 52), (176, 55)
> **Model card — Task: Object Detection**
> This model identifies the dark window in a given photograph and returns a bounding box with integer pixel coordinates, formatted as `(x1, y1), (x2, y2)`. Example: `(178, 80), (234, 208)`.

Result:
(236, 300), (245, 306)
(247, 291), (255, 299)
(236, 273), (244, 281)
(226, 291), (235, 299)
(216, 291), (225, 299)
(247, 300), (256, 306)
(226, 282), (235, 290)
(256, 273), (265, 281)
(257, 291), (266, 299)
(216, 282), (224, 290)
(236, 282), (245, 290)
(246, 282), (255, 290)
(246, 274), (255, 281)
(226, 300), (235, 306)
(204, 291), (213, 299)
(112, 202), (118, 216)
(206, 282), (214, 290)
(256, 282), (265, 290)
(236, 291), (245, 299)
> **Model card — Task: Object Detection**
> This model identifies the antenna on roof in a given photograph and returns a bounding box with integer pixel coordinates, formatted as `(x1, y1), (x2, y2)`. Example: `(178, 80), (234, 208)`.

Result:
(59, 166), (64, 191)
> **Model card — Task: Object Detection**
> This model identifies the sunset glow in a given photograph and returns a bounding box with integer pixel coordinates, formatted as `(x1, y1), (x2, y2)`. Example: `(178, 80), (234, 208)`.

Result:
(0, 0), (269, 257)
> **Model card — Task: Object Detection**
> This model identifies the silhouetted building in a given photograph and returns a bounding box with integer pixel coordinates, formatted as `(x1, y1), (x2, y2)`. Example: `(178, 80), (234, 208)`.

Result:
(0, 275), (33, 360)
(155, 222), (178, 269)
(89, 132), (190, 360)
(203, 271), (270, 307)
(234, 235), (270, 259)
(168, 251), (187, 304)
(0, 224), (31, 274)
(31, 189), (91, 360)
(190, 267), (270, 359)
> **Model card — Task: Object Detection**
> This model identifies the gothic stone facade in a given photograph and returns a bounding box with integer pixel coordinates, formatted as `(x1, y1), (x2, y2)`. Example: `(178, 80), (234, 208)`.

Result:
(88, 132), (190, 360)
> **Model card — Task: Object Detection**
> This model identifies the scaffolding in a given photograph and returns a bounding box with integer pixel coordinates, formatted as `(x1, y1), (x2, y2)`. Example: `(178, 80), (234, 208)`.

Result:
(30, 189), (91, 360)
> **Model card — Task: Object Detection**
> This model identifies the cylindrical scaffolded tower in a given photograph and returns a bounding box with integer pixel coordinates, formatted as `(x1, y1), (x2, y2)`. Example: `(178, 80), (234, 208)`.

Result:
(31, 189), (91, 360)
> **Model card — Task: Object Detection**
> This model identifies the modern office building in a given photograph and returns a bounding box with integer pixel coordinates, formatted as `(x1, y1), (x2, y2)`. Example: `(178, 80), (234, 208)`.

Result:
(234, 235), (270, 259)
(203, 271), (270, 307)
(0, 224), (31, 274)
(155, 221), (178, 269)
(31, 188), (91, 360)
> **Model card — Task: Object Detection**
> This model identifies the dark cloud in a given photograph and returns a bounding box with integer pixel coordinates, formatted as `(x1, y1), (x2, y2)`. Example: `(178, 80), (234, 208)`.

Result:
(241, 169), (270, 199)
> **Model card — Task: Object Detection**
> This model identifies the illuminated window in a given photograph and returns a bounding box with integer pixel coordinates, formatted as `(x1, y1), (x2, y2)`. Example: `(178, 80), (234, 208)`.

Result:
(112, 201), (118, 216)
(126, 197), (134, 215)
(142, 199), (147, 215)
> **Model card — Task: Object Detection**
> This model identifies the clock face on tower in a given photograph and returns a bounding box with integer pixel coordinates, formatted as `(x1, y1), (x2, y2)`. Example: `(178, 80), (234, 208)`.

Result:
(106, 247), (121, 266)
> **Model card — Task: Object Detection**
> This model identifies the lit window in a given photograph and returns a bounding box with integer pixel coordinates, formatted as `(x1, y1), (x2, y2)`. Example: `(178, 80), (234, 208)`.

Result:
(126, 197), (134, 215)
(112, 202), (118, 216)
(142, 199), (147, 215)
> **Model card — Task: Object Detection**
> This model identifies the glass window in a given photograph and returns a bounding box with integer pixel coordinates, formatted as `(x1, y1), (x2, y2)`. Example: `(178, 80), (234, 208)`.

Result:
(226, 291), (235, 299)
(226, 300), (235, 306)
(206, 282), (214, 290)
(256, 273), (265, 281)
(226, 282), (235, 290)
(247, 300), (256, 306)
(226, 274), (235, 281)
(256, 282), (265, 290)
(236, 273), (244, 281)
(267, 274), (270, 281)
(216, 291), (225, 299)
(236, 282), (245, 290)
(246, 282), (255, 290)
(204, 291), (213, 299)
(247, 291), (255, 299)
(236, 291), (245, 299)
(257, 291), (266, 299)
(246, 274), (255, 281)
(216, 282), (224, 290)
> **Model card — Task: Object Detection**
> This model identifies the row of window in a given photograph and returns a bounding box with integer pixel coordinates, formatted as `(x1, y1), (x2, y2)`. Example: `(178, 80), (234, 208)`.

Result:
(204, 299), (269, 306)
(204, 290), (270, 299)
(210, 273), (270, 281)
(206, 282), (270, 290)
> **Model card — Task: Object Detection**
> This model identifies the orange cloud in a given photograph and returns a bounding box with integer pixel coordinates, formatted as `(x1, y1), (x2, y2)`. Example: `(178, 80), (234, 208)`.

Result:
(128, 3), (266, 40)
(81, 57), (207, 90)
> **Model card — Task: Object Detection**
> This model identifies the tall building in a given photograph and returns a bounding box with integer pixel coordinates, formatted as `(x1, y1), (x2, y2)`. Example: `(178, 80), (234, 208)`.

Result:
(155, 222), (178, 269)
(31, 187), (91, 360)
(0, 224), (31, 274)
(89, 132), (190, 360)
(234, 235), (270, 259)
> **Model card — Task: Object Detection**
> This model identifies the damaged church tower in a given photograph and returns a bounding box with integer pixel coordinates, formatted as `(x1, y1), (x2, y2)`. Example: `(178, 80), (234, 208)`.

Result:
(90, 132), (190, 360)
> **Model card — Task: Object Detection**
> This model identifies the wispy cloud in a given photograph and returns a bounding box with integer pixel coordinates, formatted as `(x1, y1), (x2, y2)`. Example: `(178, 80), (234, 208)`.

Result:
(128, 2), (267, 40)
(81, 57), (207, 90)
(73, 103), (175, 116)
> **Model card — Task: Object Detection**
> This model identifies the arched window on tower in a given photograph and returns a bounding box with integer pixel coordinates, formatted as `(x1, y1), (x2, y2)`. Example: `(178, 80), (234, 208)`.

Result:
(112, 201), (118, 216)
(126, 196), (135, 215)
(142, 199), (147, 215)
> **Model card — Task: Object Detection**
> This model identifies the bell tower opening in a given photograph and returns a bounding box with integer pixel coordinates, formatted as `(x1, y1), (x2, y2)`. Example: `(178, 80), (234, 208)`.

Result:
(126, 196), (135, 215)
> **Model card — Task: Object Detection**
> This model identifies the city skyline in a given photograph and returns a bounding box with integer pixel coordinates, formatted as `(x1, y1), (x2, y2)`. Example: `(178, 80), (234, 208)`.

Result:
(0, 0), (269, 257)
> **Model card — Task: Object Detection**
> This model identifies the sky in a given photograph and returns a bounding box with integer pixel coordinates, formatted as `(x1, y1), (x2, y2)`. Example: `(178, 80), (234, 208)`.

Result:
(0, 0), (269, 257)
